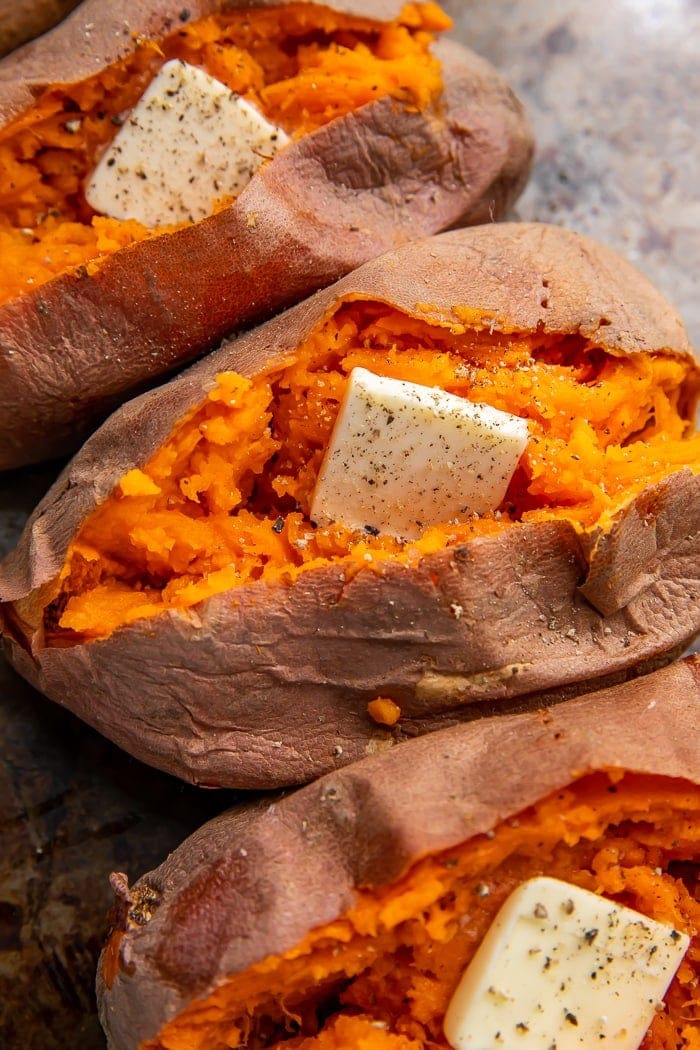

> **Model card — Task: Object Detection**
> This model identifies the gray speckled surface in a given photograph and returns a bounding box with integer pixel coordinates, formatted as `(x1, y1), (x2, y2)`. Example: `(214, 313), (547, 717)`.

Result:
(445, 0), (700, 346)
(1, 3), (699, 1045)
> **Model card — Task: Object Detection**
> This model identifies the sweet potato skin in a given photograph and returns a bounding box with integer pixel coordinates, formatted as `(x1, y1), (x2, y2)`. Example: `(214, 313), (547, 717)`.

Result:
(0, 0), (79, 58)
(1, 223), (698, 789)
(96, 657), (700, 1049)
(0, 0), (534, 469)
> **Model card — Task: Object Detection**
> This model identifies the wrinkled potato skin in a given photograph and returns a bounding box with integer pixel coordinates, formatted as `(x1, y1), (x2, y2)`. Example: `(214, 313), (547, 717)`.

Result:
(1, 224), (698, 789)
(96, 657), (700, 1049)
(0, 0), (80, 57)
(0, 0), (534, 469)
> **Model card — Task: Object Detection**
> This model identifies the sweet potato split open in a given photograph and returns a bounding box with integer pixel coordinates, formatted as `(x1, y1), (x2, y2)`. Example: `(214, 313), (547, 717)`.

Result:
(105, 773), (699, 1049)
(48, 301), (700, 641)
(0, 2), (448, 306)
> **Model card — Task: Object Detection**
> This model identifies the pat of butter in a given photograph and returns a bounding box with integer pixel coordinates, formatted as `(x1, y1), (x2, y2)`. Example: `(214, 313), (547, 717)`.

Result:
(85, 59), (289, 226)
(310, 368), (529, 540)
(444, 876), (689, 1050)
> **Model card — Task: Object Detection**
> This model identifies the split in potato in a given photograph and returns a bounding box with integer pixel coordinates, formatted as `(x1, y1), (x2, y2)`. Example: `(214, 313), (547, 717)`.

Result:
(0, 3), (448, 303)
(96, 657), (700, 1049)
(1, 223), (697, 789)
(50, 296), (699, 639)
(0, 0), (533, 469)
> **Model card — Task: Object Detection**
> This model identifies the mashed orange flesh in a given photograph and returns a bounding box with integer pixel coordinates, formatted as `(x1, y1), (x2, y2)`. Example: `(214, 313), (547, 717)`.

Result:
(131, 772), (700, 1049)
(0, 2), (449, 307)
(50, 303), (700, 640)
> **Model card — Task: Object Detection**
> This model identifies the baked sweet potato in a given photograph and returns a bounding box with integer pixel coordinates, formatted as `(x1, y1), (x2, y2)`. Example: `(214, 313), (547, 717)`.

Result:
(0, 0), (80, 58)
(1, 222), (699, 789)
(0, 0), (533, 470)
(96, 656), (700, 1049)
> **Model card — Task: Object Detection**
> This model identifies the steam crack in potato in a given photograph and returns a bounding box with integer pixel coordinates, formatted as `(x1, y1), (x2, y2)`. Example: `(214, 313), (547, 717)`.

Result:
(1, 224), (697, 789)
(47, 303), (699, 641)
(144, 776), (697, 1050)
(95, 662), (700, 1049)
(0, 0), (533, 468)
(0, 3), (447, 302)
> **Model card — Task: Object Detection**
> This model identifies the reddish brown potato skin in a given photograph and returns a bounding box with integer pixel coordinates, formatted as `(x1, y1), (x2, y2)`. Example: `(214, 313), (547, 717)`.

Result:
(0, 0), (80, 57)
(96, 657), (700, 1050)
(1, 224), (698, 789)
(0, 0), (534, 469)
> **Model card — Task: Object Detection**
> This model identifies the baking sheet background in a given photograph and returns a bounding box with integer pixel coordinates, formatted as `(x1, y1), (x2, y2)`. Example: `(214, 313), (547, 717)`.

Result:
(1, 1), (699, 1044)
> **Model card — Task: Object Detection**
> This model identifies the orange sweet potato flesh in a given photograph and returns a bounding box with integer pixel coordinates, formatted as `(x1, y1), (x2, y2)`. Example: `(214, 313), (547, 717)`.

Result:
(0, 3), (447, 296)
(148, 777), (700, 1049)
(46, 303), (700, 641)
(96, 657), (700, 1049)
(0, 0), (533, 469)
(0, 223), (698, 790)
